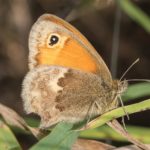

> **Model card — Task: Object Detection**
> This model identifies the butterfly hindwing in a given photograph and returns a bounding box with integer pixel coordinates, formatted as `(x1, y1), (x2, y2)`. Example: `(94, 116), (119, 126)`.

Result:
(22, 66), (115, 128)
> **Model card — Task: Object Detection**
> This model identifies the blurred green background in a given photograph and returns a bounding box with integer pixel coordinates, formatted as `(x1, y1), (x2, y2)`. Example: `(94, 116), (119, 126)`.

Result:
(0, 0), (150, 149)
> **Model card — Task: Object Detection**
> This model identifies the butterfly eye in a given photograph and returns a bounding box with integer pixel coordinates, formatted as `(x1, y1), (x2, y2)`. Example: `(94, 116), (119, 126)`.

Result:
(49, 34), (59, 46)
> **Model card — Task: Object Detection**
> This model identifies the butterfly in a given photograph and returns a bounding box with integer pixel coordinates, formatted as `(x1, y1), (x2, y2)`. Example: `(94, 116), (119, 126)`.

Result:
(21, 14), (127, 128)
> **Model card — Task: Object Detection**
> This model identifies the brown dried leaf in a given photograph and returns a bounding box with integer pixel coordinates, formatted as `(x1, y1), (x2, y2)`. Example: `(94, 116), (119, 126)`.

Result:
(114, 144), (150, 150)
(0, 103), (27, 129)
(72, 139), (115, 150)
(0, 103), (42, 139)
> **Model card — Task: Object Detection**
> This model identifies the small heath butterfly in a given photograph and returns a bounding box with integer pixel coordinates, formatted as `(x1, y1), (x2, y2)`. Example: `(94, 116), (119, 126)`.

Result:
(21, 14), (127, 128)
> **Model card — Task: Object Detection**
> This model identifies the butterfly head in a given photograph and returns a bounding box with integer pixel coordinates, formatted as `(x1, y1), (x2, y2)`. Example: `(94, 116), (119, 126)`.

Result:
(109, 79), (128, 110)
(116, 80), (128, 95)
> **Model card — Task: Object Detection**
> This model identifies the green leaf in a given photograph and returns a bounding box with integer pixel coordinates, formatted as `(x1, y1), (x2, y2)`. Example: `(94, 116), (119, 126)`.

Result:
(25, 117), (40, 128)
(118, 0), (150, 33)
(0, 120), (21, 150)
(80, 125), (150, 143)
(86, 99), (150, 129)
(123, 83), (150, 101)
(30, 122), (79, 150)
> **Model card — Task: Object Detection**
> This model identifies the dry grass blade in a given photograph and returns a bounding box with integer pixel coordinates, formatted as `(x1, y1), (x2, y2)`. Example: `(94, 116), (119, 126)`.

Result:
(0, 103), (42, 139)
(27, 126), (43, 139)
(107, 119), (150, 150)
(72, 139), (115, 150)
(114, 144), (150, 150)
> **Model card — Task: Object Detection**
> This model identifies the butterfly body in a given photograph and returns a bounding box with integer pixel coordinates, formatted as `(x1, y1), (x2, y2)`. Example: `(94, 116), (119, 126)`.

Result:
(22, 14), (127, 128)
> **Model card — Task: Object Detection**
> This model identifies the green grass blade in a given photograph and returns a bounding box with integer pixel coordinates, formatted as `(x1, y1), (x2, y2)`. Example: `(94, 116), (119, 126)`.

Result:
(80, 125), (150, 143)
(118, 0), (150, 33)
(0, 120), (21, 150)
(123, 83), (150, 101)
(87, 99), (150, 129)
(30, 122), (79, 150)
(54, 131), (78, 150)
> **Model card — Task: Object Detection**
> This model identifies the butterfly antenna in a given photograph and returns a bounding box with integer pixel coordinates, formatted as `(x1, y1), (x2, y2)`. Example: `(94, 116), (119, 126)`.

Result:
(120, 58), (140, 81)
(125, 79), (150, 82)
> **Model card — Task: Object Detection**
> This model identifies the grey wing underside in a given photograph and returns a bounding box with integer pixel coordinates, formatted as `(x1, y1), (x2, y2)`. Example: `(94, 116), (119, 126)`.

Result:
(22, 66), (112, 128)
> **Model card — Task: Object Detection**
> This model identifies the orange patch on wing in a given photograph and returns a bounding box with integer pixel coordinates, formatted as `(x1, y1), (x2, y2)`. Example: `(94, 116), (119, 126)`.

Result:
(36, 39), (98, 73)
(35, 14), (112, 82)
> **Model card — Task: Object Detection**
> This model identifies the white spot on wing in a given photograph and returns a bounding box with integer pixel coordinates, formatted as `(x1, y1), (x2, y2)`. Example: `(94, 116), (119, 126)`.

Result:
(48, 67), (67, 92)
